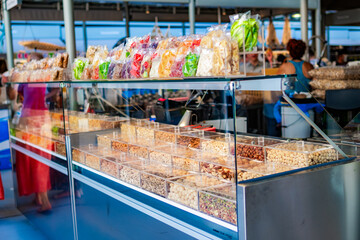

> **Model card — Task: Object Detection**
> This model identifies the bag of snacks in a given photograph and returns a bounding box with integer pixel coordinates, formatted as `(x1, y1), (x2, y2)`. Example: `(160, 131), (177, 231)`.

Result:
(109, 44), (124, 61)
(73, 58), (89, 80)
(183, 49), (200, 77)
(196, 48), (214, 77)
(212, 36), (231, 76)
(81, 64), (92, 80)
(99, 59), (111, 80)
(149, 51), (162, 78)
(121, 59), (132, 79)
(130, 50), (145, 78)
(158, 49), (176, 78)
(230, 11), (260, 51)
(230, 38), (240, 75)
(140, 49), (155, 78)
(92, 65), (100, 80)
(170, 54), (186, 77)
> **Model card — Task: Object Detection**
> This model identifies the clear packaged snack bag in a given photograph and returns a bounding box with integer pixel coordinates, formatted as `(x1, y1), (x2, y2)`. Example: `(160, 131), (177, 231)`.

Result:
(230, 11), (260, 51)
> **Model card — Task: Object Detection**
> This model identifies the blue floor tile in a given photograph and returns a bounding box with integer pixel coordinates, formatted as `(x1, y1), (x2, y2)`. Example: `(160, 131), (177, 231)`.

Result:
(0, 215), (48, 240)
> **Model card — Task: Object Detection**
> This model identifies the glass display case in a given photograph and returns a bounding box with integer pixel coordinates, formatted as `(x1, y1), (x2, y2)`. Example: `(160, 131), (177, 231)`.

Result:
(7, 75), (360, 240)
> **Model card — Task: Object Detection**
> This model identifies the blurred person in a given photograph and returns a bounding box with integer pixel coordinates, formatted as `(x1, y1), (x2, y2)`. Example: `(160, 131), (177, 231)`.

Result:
(336, 50), (347, 66)
(265, 48), (273, 68)
(278, 39), (314, 93)
(7, 52), (52, 212)
(276, 54), (287, 65)
(309, 48), (326, 67)
(246, 54), (270, 74)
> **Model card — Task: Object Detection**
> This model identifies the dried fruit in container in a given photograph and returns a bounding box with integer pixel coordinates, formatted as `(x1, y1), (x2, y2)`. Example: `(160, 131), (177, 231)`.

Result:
(196, 48), (214, 77)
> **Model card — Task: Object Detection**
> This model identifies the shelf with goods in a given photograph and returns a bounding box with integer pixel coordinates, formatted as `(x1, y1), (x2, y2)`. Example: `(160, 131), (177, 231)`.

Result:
(7, 74), (358, 239)
(6, 11), (359, 240)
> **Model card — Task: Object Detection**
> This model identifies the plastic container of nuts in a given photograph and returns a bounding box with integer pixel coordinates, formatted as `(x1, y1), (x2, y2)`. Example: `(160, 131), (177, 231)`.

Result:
(265, 141), (338, 168)
(98, 116), (127, 130)
(154, 144), (200, 172)
(118, 160), (145, 187)
(199, 153), (235, 182)
(54, 135), (66, 156)
(177, 130), (221, 149)
(167, 174), (225, 210)
(140, 164), (189, 197)
(72, 147), (85, 164)
(97, 131), (121, 149)
(201, 133), (234, 156)
(154, 126), (190, 144)
(100, 156), (119, 178)
(199, 184), (237, 225)
(128, 141), (149, 159)
(120, 119), (146, 138)
(237, 169), (266, 182)
(235, 136), (285, 161)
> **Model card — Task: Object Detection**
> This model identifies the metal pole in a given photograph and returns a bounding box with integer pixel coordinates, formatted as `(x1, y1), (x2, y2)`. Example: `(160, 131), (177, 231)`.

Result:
(315, 0), (322, 58)
(300, 0), (309, 60)
(82, 21), (88, 52)
(189, 0), (195, 34)
(124, 2), (130, 37)
(2, 1), (14, 69)
(63, 0), (76, 62)
(217, 7), (221, 25)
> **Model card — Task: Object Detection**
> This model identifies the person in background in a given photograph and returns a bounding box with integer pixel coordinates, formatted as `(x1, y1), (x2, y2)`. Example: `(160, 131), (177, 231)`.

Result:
(7, 52), (52, 212)
(276, 54), (287, 65)
(277, 39), (314, 93)
(336, 50), (347, 66)
(246, 54), (270, 74)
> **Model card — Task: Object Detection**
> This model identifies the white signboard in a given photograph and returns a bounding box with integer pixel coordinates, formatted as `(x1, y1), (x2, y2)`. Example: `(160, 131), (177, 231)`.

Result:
(6, 0), (21, 10)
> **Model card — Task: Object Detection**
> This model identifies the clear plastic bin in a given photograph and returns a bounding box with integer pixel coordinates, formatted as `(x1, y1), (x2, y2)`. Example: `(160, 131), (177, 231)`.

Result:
(199, 184), (237, 225)
(120, 119), (146, 139)
(136, 121), (169, 143)
(265, 141), (338, 167)
(177, 130), (220, 149)
(140, 164), (189, 197)
(128, 142), (149, 159)
(100, 157), (118, 178)
(97, 131), (121, 149)
(236, 136), (285, 161)
(199, 153), (235, 182)
(167, 174), (225, 209)
(201, 132), (234, 156)
(72, 147), (85, 164)
(118, 160), (145, 187)
(155, 144), (200, 171)
(149, 149), (172, 166)
(154, 126), (190, 144)
(99, 116), (126, 130)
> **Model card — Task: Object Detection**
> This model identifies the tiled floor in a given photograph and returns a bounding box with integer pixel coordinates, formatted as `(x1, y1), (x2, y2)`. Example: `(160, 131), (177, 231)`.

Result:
(0, 169), (48, 240)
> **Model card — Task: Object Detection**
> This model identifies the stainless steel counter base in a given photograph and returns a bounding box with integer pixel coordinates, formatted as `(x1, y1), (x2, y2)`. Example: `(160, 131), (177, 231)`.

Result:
(237, 159), (360, 240)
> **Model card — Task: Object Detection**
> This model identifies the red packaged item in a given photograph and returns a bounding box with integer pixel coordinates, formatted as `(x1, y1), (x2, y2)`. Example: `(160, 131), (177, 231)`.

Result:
(92, 65), (99, 80)
(130, 50), (144, 78)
